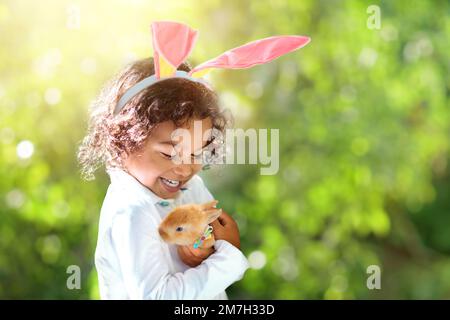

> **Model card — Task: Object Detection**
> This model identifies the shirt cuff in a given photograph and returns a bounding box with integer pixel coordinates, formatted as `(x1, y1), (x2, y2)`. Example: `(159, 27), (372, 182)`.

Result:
(213, 239), (250, 279)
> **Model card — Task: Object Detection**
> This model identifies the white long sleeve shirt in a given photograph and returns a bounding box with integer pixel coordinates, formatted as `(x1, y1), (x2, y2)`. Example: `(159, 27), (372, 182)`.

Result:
(94, 168), (250, 300)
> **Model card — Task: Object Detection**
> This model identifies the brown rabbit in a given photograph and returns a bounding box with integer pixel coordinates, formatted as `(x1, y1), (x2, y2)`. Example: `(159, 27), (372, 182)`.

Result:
(158, 200), (222, 249)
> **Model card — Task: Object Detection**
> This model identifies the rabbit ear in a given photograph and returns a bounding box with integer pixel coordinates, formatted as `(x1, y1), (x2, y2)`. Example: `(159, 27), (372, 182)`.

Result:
(189, 35), (310, 78)
(200, 200), (221, 224)
(204, 208), (222, 224)
(200, 200), (219, 210)
(151, 21), (198, 79)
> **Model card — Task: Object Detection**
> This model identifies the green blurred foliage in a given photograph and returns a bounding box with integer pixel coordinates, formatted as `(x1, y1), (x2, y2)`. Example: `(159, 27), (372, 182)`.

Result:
(0, 0), (449, 299)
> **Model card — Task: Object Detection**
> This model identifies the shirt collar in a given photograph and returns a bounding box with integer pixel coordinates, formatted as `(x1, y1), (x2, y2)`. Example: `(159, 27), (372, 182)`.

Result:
(107, 168), (191, 207)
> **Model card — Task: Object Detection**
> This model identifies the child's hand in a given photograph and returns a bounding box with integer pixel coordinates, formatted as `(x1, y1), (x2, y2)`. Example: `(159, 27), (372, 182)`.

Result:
(177, 245), (215, 267)
(211, 210), (241, 250)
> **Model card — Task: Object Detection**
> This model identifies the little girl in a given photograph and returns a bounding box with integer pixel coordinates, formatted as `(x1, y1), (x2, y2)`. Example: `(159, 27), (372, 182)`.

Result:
(77, 21), (310, 300)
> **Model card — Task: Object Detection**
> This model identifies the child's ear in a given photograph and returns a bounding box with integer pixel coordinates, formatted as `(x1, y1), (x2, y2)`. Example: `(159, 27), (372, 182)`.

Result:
(204, 208), (222, 224)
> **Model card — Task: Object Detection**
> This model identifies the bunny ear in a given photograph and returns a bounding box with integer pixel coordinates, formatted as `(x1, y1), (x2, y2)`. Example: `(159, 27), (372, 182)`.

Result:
(204, 208), (222, 224)
(189, 35), (310, 78)
(200, 200), (219, 210)
(151, 21), (198, 79)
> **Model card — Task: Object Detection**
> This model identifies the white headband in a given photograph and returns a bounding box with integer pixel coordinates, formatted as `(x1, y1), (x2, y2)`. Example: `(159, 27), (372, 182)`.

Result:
(114, 70), (211, 115)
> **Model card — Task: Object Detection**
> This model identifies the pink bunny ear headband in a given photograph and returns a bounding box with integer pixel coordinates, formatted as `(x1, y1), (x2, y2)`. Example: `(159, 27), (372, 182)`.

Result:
(114, 21), (311, 115)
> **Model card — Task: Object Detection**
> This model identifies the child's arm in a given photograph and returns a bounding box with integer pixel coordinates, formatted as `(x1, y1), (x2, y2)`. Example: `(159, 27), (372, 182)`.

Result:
(111, 207), (249, 300)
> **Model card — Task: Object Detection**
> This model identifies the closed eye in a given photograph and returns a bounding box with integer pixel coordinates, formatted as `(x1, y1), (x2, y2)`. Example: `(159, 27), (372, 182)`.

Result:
(191, 151), (203, 159)
(191, 137), (216, 159)
(161, 151), (202, 161)
(160, 152), (174, 160)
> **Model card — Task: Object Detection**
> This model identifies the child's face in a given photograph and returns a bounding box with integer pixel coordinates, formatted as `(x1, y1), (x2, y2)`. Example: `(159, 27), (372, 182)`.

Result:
(124, 117), (213, 199)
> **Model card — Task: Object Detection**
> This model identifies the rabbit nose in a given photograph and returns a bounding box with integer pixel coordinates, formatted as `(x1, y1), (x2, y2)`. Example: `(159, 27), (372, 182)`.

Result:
(158, 227), (168, 241)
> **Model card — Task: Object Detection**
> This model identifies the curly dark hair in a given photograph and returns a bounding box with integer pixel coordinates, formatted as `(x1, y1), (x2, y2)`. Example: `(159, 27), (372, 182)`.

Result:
(77, 57), (231, 180)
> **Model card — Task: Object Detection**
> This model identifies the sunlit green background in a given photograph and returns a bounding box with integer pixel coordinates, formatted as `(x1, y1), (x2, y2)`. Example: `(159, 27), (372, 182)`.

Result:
(0, 0), (449, 299)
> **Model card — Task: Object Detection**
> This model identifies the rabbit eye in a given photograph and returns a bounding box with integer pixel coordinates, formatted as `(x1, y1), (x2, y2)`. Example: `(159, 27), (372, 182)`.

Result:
(175, 226), (183, 232)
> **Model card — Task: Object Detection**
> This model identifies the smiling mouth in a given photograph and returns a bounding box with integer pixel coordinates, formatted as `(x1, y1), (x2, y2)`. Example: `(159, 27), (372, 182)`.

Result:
(159, 177), (188, 192)
(161, 177), (181, 187)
